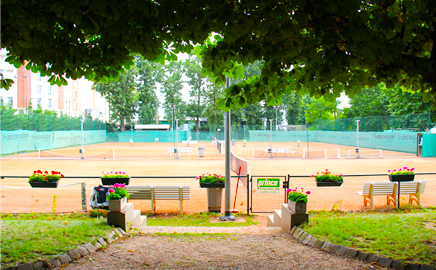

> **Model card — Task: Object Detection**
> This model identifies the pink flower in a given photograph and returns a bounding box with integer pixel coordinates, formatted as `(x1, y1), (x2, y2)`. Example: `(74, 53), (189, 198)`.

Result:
(388, 170), (391, 172)
(306, 191), (311, 195)
(108, 188), (114, 193)
(410, 168), (415, 171)
(286, 189), (292, 194)
(119, 184), (126, 188)
(113, 183), (120, 188)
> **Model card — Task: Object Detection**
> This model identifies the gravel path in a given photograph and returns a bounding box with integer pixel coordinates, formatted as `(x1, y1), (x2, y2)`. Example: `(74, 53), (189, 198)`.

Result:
(56, 230), (385, 270)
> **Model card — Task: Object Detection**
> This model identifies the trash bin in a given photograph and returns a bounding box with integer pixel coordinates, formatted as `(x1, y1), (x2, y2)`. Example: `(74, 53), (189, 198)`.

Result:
(198, 147), (205, 157)
(207, 188), (223, 212)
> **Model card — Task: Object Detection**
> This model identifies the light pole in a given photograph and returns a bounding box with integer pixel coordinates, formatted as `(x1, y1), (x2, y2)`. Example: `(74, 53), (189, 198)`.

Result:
(169, 105), (175, 130)
(269, 119), (273, 158)
(356, 120), (360, 158)
(273, 106), (280, 130)
(175, 119), (179, 159)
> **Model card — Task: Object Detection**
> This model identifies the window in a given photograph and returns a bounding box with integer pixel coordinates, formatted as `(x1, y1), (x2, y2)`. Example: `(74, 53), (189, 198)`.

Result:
(37, 73), (41, 81)
(47, 99), (52, 108)
(37, 98), (41, 107)
(37, 85), (41, 94)
(47, 86), (51, 95)
(7, 97), (13, 106)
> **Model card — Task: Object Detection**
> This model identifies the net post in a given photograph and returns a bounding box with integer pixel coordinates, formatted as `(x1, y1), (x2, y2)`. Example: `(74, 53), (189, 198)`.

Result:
(380, 149), (383, 158)
(113, 149), (115, 160)
(38, 149), (41, 159)
(324, 149), (327, 159)
(303, 149), (306, 159)
(337, 149), (340, 159)
(348, 149), (351, 158)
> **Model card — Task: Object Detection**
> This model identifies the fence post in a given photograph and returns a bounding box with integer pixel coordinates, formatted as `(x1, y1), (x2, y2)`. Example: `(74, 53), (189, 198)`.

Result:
(247, 175), (250, 215)
(81, 182), (87, 212)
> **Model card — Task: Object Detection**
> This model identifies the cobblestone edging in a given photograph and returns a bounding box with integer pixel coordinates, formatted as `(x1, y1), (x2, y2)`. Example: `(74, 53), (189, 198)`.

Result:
(291, 226), (436, 270)
(2, 228), (127, 270)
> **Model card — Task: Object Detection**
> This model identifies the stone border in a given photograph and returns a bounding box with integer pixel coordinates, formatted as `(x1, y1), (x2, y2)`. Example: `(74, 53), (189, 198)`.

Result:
(290, 226), (436, 270)
(2, 228), (127, 270)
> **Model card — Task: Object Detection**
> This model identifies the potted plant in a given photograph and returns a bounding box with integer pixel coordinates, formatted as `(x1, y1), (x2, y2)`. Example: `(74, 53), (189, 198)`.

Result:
(106, 183), (130, 212)
(388, 167), (415, 182)
(29, 170), (64, 188)
(197, 173), (225, 188)
(287, 187), (310, 214)
(312, 169), (344, 187)
(101, 171), (130, 185)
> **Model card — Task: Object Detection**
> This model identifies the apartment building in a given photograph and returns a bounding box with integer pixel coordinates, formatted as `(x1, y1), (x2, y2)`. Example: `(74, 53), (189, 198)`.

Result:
(0, 49), (110, 122)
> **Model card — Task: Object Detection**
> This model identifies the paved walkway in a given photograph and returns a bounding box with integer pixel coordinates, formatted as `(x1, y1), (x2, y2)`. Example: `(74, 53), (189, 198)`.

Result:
(140, 226), (283, 234)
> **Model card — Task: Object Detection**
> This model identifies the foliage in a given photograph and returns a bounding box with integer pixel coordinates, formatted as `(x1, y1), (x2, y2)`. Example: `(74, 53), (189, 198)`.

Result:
(93, 67), (137, 131)
(388, 167), (415, 175)
(28, 170), (63, 183)
(301, 210), (436, 265)
(304, 96), (337, 124)
(283, 93), (306, 126)
(287, 187), (310, 203)
(101, 171), (129, 178)
(197, 173), (225, 184)
(163, 61), (187, 126)
(0, 212), (112, 269)
(311, 169), (343, 183)
(106, 183), (130, 200)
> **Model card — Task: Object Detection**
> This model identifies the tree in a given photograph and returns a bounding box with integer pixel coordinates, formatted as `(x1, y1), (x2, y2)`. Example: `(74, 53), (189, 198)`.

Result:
(162, 61), (186, 128)
(94, 68), (137, 131)
(136, 58), (163, 124)
(184, 56), (207, 132)
(3, 1), (436, 109)
(304, 96), (336, 124)
(283, 93), (305, 126)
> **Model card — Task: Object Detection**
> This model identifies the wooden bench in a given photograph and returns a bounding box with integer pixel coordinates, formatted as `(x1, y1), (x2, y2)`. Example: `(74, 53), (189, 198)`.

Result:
(397, 181), (426, 206)
(126, 185), (190, 214)
(357, 181), (427, 209)
(167, 147), (193, 157)
(356, 182), (397, 210)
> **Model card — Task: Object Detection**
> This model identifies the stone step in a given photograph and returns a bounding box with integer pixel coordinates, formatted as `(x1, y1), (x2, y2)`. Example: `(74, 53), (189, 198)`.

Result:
(273, 209), (282, 226)
(133, 210), (141, 226)
(122, 203), (135, 222)
(267, 214), (274, 227)
(139, 216), (147, 227)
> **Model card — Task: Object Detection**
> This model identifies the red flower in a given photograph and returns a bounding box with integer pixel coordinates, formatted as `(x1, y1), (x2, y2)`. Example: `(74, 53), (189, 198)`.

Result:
(61, 174), (64, 177)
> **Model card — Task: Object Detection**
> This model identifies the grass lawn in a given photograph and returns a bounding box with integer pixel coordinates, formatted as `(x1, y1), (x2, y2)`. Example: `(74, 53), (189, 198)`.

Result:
(301, 208), (436, 265)
(147, 212), (258, 227)
(0, 212), (113, 269)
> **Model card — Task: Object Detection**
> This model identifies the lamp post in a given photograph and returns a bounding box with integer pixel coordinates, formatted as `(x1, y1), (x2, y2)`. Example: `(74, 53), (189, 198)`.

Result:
(356, 120), (360, 158)
(269, 119), (273, 158)
(273, 105), (280, 130)
(169, 105), (175, 131)
(175, 119), (179, 159)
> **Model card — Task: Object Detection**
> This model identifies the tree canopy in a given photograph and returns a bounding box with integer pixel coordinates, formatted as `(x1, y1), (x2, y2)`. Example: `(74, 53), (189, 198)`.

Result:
(2, 0), (436, 109)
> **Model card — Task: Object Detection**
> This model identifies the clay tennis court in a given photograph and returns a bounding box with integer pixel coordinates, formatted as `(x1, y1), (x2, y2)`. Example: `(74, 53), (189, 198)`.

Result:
(1, 141), (435, 214)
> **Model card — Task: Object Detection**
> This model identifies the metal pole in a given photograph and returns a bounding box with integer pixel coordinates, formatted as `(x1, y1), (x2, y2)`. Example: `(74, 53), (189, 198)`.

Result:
(306, 122), (309, 158)
(220, 77), (235, 221)
(356, 120), (360, 158)
(175, 119), (179, 159)
(269, 119), (273, 158)
(80, 119), (85, 159)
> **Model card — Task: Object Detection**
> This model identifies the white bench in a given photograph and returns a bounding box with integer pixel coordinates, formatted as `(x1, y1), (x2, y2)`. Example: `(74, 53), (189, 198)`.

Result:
(356, 181), (427, 209)
(356, 182), (397, 210)
(167, 147), (193, 157)
(264, 148), (295, 157)
(126, 185), (190, 214)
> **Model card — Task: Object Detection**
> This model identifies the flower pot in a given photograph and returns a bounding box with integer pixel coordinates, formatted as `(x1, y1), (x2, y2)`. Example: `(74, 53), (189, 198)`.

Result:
(389, 174), (415, 182)
(200, 182), (225, 188)
(29, 181), (59, 188)
(288, 200), (307, 214)
(101, 177), (130, 186)
(108, 197), (127, 212)
(316, 181), (343, 187)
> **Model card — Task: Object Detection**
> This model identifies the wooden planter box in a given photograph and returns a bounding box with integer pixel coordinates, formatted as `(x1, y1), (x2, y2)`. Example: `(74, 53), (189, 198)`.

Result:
(108, 197), (127, 212)
(101, 177), (130, 186)
(316, 181), (343, 187)
(29, 181), (59, 188)
(200, 182), (225, 188)
(389, 174), (415, 182)
(288, 200), (307, 214)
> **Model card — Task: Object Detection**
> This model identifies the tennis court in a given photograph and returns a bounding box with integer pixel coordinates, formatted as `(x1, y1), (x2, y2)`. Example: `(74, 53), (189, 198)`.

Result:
(1, 141), (435, 214)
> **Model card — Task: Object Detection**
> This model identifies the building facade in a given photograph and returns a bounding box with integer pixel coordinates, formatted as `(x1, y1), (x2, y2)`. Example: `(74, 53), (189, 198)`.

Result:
(0, 49), (110, 122)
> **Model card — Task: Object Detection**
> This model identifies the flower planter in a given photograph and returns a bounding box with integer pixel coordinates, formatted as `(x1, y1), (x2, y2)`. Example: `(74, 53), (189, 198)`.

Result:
(108, 197), (127, 212)
(200, 182), (225, 188)
(101, 177), (130, 186)
(288, 200), (307, 214)
(29, 181), (59, 188)
(316, 181), (343, 187)
(389, 174), (415, 182)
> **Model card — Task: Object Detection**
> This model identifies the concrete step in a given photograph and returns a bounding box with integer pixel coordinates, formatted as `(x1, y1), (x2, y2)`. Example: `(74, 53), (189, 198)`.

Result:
(132, 210), (141, 226)
(267, 214), (274, 227)
(139, 216), (147, 227)
(122, 203), (135, 222)
(273, 209), (282, 226)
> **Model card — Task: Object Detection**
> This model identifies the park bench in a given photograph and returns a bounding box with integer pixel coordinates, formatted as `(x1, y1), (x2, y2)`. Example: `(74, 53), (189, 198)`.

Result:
(168, 147), (193, 157)
(356, 181), (427, 209)
(126, 185), (190, 214)
(356, 182), (397, 210)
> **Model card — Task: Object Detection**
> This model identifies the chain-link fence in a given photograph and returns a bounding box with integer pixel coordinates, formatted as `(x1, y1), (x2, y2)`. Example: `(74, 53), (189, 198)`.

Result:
(0, 176), (249, 215)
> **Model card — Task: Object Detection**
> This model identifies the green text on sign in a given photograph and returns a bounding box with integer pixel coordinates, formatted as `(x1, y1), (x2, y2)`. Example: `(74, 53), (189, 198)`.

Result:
(257, 178), (280, 194)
